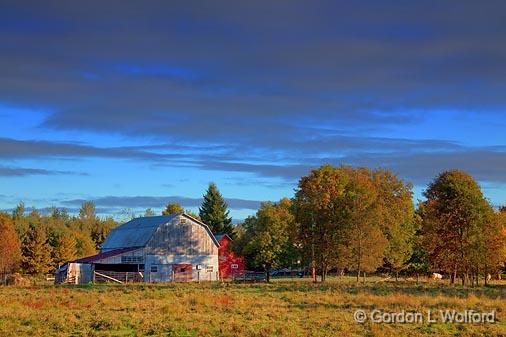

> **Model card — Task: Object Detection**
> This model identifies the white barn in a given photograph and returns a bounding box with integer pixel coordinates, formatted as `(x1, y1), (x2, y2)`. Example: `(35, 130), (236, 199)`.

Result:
(55, 213), (220, 284)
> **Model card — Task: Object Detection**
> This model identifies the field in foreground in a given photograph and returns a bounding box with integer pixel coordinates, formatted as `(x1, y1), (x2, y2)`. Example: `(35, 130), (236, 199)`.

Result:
(0, 277), (505, 337)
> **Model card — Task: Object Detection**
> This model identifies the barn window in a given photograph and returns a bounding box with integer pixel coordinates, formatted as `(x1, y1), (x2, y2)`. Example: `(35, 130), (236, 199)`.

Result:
(121, 256), (143, 263)
(231, 264), (239, 269)
(150, 266), (158, 273)
(180, 218), (186, 224)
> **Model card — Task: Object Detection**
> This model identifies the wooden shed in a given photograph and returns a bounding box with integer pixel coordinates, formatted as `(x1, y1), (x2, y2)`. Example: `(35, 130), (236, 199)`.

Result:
(55, 213), (220, 284)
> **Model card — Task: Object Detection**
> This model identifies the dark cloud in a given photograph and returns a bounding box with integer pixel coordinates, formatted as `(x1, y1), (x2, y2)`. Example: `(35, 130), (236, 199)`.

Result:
(2, 1), (506, 144)
(61, 195), (263, 210)
(1, 1), (506, 194)
(1, 136), (505, 186)
(192, 149), (506, 185)
(0, 137), (186, 161)
(0, 166), (86, 177)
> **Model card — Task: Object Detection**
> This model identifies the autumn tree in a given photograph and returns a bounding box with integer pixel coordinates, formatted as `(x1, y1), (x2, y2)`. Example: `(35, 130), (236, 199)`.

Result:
(419, 170), (494, 285)
(240, 198), (296, 282)
(0, 212), (21, 275)
(294, 165), (415, 282)
(162, 202), (184, 215)
(199, 183), (234, 236)
(481, 211), (506, 284)
(22, 224), (53, 274)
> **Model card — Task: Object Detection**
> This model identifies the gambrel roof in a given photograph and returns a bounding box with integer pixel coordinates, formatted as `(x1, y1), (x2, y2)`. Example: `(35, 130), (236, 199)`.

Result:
(101, 213), (219, 251)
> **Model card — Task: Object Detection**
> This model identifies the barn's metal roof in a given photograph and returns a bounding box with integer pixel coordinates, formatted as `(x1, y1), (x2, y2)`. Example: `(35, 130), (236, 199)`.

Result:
(101, 213), (220, 251)
(101, 214), (178, 251)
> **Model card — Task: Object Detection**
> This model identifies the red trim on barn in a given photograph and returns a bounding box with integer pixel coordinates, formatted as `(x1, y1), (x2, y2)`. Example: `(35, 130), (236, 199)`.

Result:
(216, 234), (244, 279)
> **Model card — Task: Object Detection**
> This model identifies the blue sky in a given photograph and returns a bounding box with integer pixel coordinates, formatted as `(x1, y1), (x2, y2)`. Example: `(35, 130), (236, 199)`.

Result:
(1, 1), (505, 220)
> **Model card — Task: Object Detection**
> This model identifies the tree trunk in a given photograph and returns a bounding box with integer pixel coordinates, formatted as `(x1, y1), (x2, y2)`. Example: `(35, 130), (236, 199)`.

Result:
(363, 272), (366, 283)
(356, 270), (360, 283)
(416, 272), (419, 284)
(266, 265), (271, 283)
(395, 271), (399, 282)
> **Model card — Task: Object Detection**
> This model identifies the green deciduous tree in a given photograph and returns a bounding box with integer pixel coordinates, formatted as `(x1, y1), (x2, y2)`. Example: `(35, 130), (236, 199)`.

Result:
(372, 170), (416, 280)
(199, 183), (234, 236)
(419, 170), (494, 285)
(239, 198), (296, 282)
(338, 168), (387, 282)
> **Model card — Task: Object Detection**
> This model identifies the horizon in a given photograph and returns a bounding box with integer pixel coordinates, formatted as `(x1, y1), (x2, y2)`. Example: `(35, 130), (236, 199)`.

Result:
(1, 1), (506, 220)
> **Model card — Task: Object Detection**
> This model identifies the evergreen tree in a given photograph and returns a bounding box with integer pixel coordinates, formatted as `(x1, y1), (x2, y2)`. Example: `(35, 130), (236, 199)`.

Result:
(22, 224), (53, 274)
(12, 201), (25, 220)
(199, 183), (233, 236)
(91, 217), (116, 250)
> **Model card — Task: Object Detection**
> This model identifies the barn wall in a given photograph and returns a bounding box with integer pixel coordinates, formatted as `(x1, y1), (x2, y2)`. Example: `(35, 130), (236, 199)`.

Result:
(144, 215), (219, 282)
(145, 254), (219, 282)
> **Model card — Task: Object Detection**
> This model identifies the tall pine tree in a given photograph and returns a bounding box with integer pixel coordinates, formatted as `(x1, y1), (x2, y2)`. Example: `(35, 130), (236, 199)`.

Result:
(199, 183), (234, 236)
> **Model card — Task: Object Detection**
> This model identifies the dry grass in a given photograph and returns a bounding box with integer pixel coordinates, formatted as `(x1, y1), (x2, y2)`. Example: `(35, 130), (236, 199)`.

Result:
(0, 277), (505, 336)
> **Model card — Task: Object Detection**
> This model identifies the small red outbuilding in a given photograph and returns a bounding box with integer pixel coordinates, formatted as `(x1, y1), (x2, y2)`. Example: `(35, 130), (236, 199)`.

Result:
(215, 234), (244, 279)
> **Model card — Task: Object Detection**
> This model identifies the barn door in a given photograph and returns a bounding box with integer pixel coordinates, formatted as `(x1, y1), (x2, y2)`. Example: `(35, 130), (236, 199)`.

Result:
(172, 264), (192, 282)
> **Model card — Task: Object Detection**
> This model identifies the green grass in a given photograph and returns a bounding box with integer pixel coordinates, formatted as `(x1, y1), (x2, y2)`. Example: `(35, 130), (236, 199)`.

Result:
(0, 277), (505, 336)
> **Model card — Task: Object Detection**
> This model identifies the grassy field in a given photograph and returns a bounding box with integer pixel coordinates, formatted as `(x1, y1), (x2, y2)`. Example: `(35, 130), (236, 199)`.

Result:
(0, 277), (505, 337)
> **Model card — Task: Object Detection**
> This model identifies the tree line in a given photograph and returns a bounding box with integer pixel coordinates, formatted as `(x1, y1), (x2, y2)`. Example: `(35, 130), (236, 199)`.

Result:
(0, 182), (234, 276)
(233, 166), (506, 285)
(1, 167), (505, 286)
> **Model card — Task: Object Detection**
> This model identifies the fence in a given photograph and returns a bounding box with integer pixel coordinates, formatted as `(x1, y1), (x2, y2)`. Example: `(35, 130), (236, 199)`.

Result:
(94, 270), (144, 284)
(231, 270), (266, 282)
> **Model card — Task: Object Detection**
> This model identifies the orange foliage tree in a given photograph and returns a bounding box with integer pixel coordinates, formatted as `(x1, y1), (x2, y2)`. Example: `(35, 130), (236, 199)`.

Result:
(0, 212), (22, 274)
